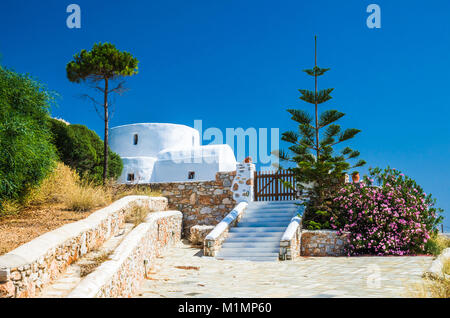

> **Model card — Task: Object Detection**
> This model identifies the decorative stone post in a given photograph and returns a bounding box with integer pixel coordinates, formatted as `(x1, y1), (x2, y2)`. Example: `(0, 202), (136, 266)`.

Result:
(231, 158), (256, 203)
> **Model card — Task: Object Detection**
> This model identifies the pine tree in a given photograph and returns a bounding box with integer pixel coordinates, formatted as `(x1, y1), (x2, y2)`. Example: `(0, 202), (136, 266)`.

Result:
(279, 36), (366, 229)
(66, 42), (138, 185)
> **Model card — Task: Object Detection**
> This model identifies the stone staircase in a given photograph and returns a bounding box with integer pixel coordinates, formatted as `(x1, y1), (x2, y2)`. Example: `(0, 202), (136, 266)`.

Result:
(216, 201), (300, 262)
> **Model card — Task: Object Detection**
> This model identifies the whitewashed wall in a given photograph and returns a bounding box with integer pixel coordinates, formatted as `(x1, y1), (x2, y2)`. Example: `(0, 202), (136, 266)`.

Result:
(110, 123), (237, 184)
(110, 123), (200, 157)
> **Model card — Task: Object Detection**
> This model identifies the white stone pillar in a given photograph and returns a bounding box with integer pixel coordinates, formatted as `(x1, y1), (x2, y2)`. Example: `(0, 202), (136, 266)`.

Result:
(231, 161), (255, 203)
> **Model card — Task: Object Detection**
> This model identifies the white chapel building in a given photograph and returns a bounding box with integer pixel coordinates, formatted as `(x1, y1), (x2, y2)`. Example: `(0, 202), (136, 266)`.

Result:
(109, 123), (237, 184)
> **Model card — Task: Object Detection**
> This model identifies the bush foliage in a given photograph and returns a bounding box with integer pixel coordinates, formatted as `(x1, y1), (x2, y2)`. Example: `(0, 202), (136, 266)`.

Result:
(0, 67), (57, 207)
(48, 118), (123, 184)
(331, 167), (443, 255)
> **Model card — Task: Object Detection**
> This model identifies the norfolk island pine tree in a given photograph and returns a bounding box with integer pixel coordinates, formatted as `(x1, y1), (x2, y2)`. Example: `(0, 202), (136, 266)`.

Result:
(278, 36), (366, 229)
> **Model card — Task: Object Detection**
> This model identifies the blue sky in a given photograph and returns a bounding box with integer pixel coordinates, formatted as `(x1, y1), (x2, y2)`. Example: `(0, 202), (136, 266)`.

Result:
(1, 0), (449, 230)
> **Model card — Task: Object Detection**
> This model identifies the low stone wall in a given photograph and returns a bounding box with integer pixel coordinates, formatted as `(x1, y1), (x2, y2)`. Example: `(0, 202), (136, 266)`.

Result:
(204, 202), (248, 257)
(424, 246), (450, 279)
(300, 230), (350, 257)
(279, 216), (302, 260)
(189, 225), (215, 247)
(68, 210), (182, 298)
(0, 196), (167, 298)
(145, 171), (236, 236)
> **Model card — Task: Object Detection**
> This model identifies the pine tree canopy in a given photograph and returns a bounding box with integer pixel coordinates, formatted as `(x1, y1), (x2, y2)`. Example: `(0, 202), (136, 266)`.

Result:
(299, 88), (334, 104)
(319, 110), (345, 127)
(287, 109), (312, 126)
(66, 42), (138, 84)
(303, 66), (330, 77)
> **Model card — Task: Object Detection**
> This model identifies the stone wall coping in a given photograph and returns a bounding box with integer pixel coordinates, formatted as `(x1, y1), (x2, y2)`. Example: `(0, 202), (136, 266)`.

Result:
(280, 216), (302, 242)
(67, 210), (182, 298)
(205, 202), (248, 241)
(425, 247), (450, 279)
(0, 196), (167, 269)
(301, 229), (344, 234)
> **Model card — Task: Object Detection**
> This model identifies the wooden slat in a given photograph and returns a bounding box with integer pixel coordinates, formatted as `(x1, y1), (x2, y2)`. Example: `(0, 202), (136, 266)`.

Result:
(253, 169), (296, 202)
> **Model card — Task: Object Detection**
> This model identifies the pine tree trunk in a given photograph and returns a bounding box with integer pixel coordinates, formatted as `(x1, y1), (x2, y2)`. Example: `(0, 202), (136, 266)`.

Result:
(314, 36), (319, 161)
(103, 77), (109, 185)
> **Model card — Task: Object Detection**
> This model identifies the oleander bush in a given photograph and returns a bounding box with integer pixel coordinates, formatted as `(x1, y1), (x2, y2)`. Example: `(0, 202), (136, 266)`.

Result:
(331, 167), (443, 255)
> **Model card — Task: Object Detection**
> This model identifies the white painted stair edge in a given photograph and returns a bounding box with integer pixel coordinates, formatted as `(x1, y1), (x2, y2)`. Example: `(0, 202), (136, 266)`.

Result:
(205, 202), (248, 241)
(203, 202), (248, 256)
(279, 209), (303, 261)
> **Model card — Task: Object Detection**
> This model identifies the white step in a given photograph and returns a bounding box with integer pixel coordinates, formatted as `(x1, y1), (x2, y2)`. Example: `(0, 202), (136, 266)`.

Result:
(248, 200), (301, 205)
(237, 222), (290, 227)
(245, 207), (298, 212)
(227, 232), (283, 238)
(216, 256), (279, 262)
(244, 211), (298, 217)
(214, 200), (301, 262)
(219, 247), (279, 254)
(229, 227), (285, 232)
(225, 237), (282, 243)
(222, 242), (279, 248)
(218, 253), (279, 258)
(240, 217), (293, 222)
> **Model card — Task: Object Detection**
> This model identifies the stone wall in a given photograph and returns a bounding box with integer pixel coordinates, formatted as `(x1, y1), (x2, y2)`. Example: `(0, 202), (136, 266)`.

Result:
(300, 230), (350, 257)
(204, 202), (248, 257)
(189, 225), (215, 247)
(0, 196), (167, 298)
(146, 171), (236, 236)
(279, 216), (302, 260)
(68, 211), (182, 298)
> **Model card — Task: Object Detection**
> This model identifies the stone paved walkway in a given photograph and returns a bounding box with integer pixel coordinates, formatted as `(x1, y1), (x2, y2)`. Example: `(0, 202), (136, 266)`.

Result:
(136, 241), (432, 298)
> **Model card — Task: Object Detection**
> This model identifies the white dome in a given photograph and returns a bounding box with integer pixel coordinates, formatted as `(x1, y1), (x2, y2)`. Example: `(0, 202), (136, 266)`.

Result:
(110, 123), (237, 184)
(109, 123), (200, 158)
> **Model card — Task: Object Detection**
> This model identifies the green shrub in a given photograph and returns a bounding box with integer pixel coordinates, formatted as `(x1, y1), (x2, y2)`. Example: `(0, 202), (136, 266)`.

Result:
(0, 67), (57, 210)
(425, 234), (450, 256)
(48, 118), (123, 184)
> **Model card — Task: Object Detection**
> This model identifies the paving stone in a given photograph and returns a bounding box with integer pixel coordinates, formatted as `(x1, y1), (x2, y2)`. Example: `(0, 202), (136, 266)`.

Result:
(136, 242), (432, 298)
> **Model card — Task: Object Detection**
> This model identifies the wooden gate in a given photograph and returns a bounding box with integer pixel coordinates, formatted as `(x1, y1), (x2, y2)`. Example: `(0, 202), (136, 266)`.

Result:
(253, 169), (297, 201)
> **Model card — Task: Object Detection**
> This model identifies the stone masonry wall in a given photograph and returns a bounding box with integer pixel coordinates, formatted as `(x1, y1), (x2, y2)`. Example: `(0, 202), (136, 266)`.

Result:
(0, 196), (167, 298)
(146, 171), (236, 236)
(279, 218), (302, 261)
(300, 230), (350, 257)
(68, 211), (182, 298)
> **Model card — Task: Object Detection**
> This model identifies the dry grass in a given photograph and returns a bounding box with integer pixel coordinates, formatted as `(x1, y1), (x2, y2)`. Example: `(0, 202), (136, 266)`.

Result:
(0, 162), (161, 255)
(444, 259), (450, 276)
(28, 163), (80, 204)
(409, 278), (450, 298)
(125, 202), (153, 227)
(64, 181), (112, 212)
(26, 163), (112, 212)
(109, 184), (161, 201)
(79, 250), (113, 277)
(426, 234), (450, 256)
(409, 259), (450, 298)
(0, 200), (22, 216)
